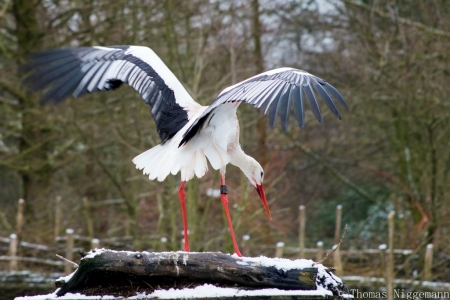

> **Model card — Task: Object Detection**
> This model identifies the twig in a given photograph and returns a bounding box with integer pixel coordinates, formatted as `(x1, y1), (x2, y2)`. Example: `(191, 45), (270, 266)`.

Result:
(0, 1), (11, 19)
(0, 210), (13, 231)
(56, 254), (79, 268)
(314, 224), (348, 265)
(343, 0), (450, 39)
(294, 144), (378, 204)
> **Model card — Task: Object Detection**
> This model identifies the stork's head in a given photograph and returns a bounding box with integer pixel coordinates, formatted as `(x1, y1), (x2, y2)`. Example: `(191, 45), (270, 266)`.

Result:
(242, 156), (272, 220)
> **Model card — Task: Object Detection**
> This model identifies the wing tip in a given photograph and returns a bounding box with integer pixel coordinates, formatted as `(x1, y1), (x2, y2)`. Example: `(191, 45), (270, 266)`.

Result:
(324, 82), (348, 109)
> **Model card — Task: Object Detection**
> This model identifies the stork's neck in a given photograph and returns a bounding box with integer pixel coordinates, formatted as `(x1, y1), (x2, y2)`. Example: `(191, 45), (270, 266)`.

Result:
(229, 146), (261, 184)
(229, 146), (250, 168)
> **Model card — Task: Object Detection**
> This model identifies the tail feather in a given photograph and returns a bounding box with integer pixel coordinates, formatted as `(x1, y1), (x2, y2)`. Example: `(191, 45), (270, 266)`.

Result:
(155, 149), (174, 181)
(194, 150), (207, 177)
(133, 146), (159, 172)
(133, 140), (211, 182)
(152, 146), (176, 181)
(143, 146), (167, 180)
(204, 144), (229, 170)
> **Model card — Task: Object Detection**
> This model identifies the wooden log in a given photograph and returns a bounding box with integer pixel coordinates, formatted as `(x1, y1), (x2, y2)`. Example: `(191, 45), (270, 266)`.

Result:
(275, 242), (284, 258)
(332, 245), (343, 276)
(316, 241), (324, 262)
(56, 250), (325, 297)
(159, 237), (168, 251)
(379, 244), (387, 278)
(54, 196), (62, 239)
(9, 233), (18, 271)
(241, 234), (250, 257)
(91, 238), (100, 249)
(16, 199), (25, 238)
(386, 211), (395, 300)
(65, 228), (74, 275)
(298, 205), (305, 258)
(334, 205), (342, 245)
(423, 244), (433, 281)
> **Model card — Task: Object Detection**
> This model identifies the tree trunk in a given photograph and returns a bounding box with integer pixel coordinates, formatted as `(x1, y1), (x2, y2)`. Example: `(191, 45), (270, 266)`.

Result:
(13, 0), (43, 204)
(11, 0), (45, 253)
(251, 0), (268, 168)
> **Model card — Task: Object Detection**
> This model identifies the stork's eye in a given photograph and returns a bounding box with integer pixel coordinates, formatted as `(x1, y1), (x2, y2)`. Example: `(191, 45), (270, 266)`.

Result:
(260, 171), (264, 178)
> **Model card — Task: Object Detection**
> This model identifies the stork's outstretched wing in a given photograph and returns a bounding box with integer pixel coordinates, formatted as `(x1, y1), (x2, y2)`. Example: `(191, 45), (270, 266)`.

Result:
(180, 68), (347, 146)
(22, 46), (202, 142)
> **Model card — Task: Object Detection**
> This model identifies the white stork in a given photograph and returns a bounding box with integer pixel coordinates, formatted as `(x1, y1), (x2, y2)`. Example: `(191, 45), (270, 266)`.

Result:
(23, 45), (347, 256)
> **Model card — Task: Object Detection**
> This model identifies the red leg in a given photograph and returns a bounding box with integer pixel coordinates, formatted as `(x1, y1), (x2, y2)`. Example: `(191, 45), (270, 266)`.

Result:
(220, 174), (243, 257)
(178, 181), (190, 252)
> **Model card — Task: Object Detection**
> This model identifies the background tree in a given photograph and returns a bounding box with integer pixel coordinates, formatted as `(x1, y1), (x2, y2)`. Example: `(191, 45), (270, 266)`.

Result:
(0, 0), (449, 281)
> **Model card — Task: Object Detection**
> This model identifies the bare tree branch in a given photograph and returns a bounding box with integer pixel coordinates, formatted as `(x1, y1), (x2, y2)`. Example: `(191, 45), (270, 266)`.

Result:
(343, 0), (450, 38)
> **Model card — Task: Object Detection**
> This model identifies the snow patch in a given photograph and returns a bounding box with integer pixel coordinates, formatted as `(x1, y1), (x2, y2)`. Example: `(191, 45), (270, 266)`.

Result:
(56, 272), (75, 284)
(15, 284), (335, 300)
(151, 284), (333, 299)
(233, 254), (315, 271)
(82, 248), (136, 260)
(316, 263), (343, 290)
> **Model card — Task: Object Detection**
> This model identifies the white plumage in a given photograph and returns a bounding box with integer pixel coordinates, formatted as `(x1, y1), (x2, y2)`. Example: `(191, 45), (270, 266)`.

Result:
(24, 45), (348, 256)
(123, 46), (202, 117)
(133, 107), (211, 182)
(133, 102), (242, 182)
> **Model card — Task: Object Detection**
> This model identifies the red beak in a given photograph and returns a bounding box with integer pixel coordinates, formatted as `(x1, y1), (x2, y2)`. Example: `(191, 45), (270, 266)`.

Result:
(255, 184), (272, 220)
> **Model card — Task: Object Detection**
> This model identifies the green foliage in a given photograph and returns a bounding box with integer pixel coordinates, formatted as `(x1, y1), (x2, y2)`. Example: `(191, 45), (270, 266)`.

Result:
(308, 187), (391, 248)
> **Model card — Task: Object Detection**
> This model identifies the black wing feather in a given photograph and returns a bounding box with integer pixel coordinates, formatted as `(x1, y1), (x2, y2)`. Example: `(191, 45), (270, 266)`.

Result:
(180, 69), (347, 146)
(87, 61), (112, 93)
(72, 63), (105, 98)
(270, 85), (290, 128)
(322, 82), (348, 109)
(21, 50), (77, 72)
(279, 86), (293, 131)
(41, 68), (82, 104)
(268, 95), (279, 128)
(292, 85), (305, 129)
(312, 82), (341, 119)
(22, 46), (191, 143)
(25, 59), (81, 91)
(303, 84), (323, 124)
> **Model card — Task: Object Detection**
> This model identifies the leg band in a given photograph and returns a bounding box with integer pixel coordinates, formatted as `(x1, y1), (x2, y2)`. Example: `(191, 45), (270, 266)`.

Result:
(220, 185), (227, 195)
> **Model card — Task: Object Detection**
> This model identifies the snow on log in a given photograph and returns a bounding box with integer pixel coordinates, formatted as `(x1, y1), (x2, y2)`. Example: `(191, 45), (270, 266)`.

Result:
(46, 249), (348, 299)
